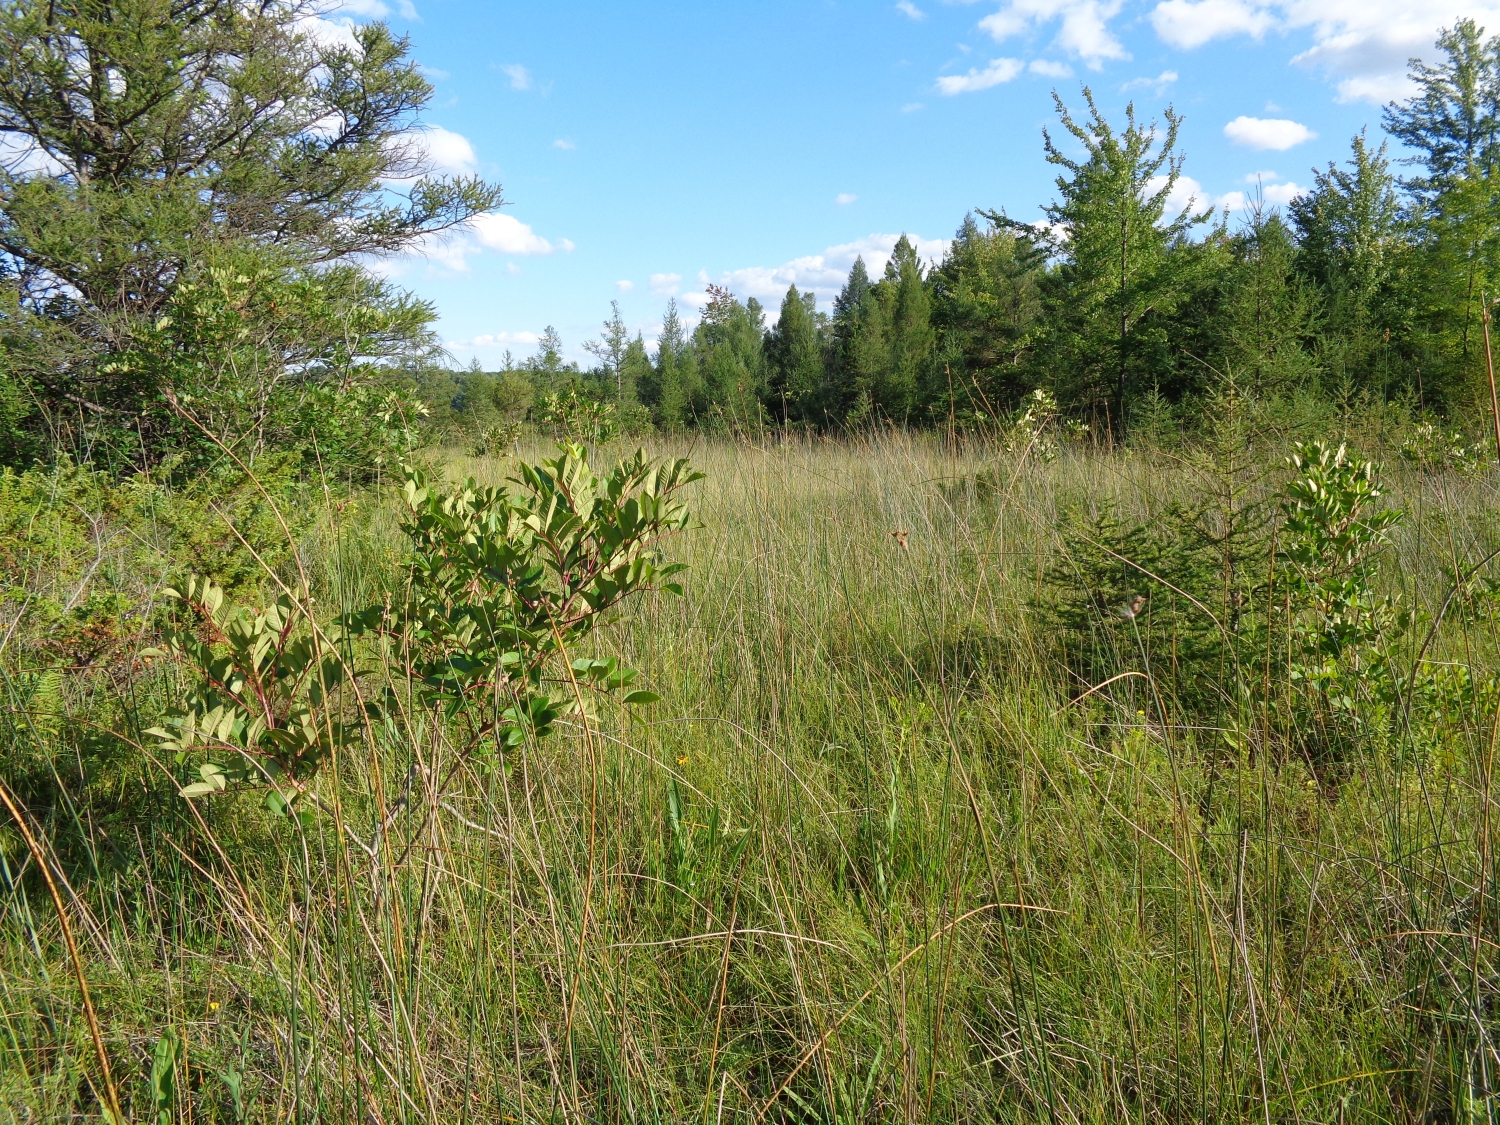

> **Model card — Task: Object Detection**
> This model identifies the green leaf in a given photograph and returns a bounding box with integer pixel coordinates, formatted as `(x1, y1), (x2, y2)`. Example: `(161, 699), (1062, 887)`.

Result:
(621, 690), (660, 705)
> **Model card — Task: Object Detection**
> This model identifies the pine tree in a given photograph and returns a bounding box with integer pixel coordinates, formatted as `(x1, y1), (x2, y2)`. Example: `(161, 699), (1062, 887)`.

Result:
(524, 327), (576, 396)
(620, 333), (652, 408)
(694, 285), (765, 431)
(829, 257), (882, 424)
(0, 0), (499, 459)
(930, 213), (1044, 417)
(883, 235), (935, 422)
(1005, 88), (1208, 426)
(767, 284), (826, 424)
(1212, 203), (1321, 395)
(1383, 20), (1500, 397)
(584, 300), (632, 400)
(1290, 132), (1406, 392)
(647, 299), (698, 429)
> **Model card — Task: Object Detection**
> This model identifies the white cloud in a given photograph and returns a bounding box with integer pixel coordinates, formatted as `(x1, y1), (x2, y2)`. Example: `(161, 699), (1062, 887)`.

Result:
(1263, 180), (1306, 205)
(1146, 0), (1500, 104)
(937, 57), (1024, 94)
(706, 233), (951, 312)
(836, 192), (859, 205)
(501, 64), (532, 91)
(381, 211), (571, 275)
(298, 15), (363, 50)
(448, 331), (542, 350)
(1211, 178), (1306, 214)
(1029, 58), (1074, 77)
(336, 0), (418, 15)
(1224, 115), (1316, 150)
(470, 212), (567, 255)
(650, 273), (683, 296)
(415, 125), (478, 176)
(1122, 68), (1178, 92)
(897, 0), (926, 18)
(1150, 173), (1210, 218)
(615, 280), (635, 293)
(1142, 172), (1306, 222)
(553, 138), (576, 150)
(978, 0), (1129, 68)
(1329, 72), (1420, 106)
(1151, 0), (1274, 48)
(1244, 169), (1280, 183)
(902, 101), (926, 112)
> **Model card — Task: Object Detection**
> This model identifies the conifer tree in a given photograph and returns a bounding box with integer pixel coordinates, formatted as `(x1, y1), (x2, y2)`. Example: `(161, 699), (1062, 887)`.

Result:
(647, 299), (698, 429)
(1384, 20), (1500, 395)
(1290, 133), (1406, 391)
(767, 285), (826, 424)
(584, 300), (632, 399)
(1004, 88), (1208, 426)
(882, 235), (935, 422)
(829, 257), (883, 424)
(619, 333), (652, 408)
(0, 0), (500, 461)
(1212, 203), (1320, 394)
(930, 214), (1044, 416)
(694, 286), (765, 431)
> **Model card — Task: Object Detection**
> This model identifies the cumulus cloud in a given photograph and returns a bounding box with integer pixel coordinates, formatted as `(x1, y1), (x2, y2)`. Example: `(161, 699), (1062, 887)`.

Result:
(1122, 68), (1178, 93)
(836, 193), (859, 205)
(705, 233), (951, 312)
(415, 125), (478, 176)
(469, 212), (569, 255)
(297, 15), (363, 50)
(649, 273), (683, 296)
(379, 211), (571, 276)
(553, 138), (576, 150)
(1147, 0), (1500, 104)
(1263, 180), (1306, 206)
(937, 57), (1024, 94)
(615, 280), (635, 293)
(1143, 171), (1306, 223)
(897, 0), (926, 18)
(501, 64), (532, 91)
(1224, 115), (1316, 150)
(1149, 174), (1210, 219)
(1150, 0), (1274, 48)
(1029, 58), (1074, 77)
(978, 0), (1129, 68)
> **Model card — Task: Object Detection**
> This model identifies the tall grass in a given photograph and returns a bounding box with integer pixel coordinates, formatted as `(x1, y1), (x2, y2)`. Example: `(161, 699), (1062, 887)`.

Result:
(3, 429), (1499, 1122)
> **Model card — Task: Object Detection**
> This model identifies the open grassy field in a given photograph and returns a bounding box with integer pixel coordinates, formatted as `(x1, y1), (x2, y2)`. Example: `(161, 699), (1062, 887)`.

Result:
(3, 427), (1500, 1123)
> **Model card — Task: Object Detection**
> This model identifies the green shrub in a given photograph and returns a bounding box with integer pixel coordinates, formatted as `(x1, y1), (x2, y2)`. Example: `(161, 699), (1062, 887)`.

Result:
(149, 444), (702, 820)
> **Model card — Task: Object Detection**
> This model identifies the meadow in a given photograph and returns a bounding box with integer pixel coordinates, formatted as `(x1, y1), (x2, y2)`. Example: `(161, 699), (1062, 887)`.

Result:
(3, 417), (1500, 1124)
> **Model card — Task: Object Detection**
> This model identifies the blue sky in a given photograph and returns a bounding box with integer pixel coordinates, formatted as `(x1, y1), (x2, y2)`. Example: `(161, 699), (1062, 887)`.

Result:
(334, 0), (1497, 366)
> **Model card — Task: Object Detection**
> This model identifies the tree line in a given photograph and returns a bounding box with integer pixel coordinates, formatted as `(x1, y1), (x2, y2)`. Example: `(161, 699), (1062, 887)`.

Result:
(0, 5), (1498, 474)
(440, 20), (1500, 442)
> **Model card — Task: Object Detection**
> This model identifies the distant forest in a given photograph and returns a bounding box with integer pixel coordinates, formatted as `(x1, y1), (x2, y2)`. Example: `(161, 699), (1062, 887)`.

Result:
(423, 20), (1500, 442)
